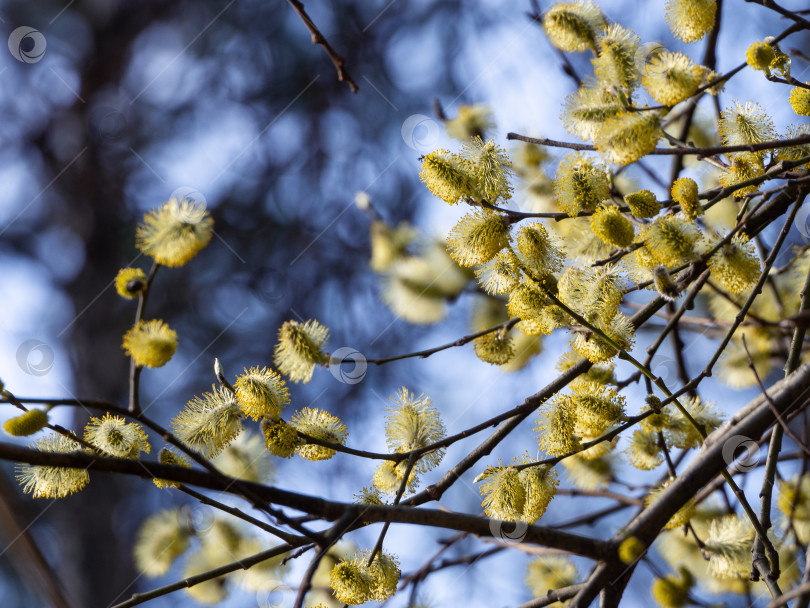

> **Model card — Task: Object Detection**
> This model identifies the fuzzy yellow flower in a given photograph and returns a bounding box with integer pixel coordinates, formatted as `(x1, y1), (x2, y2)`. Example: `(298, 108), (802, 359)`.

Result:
(595, 111), (661, 166)
(704, 515), (754, 578)
(516, 222), (565, 275)
(592, 24), (641, 91)
(135, 198), (213, 267)
(778, 475), (810, 544)
(643, 51), (704, 106)
(3, 409), (48, 436)
(789, 84), (810, 117)
(477, 458), (558, 524)
(552, 152), (610, 216)
(651, 568), (693, 608)
(291, 407), (348, 461)
(233, 366), (290, 419)
(171, 386), (243, 458)
(114, 267), (147, 299)
(591, 205), (635, 248)
(543, 1), (606, 53)
(133, 508), (192, 577)
(84, 414), (150, 458)
(719, 152), (765, 198)
(562, 83), (624, 142)
(474, 250), (522, 295)
(153, 448), (191, 489)
(474, 330), (514, 365)
(671, 177), (701, 220)
(16, 434), (90, 498)
(707, 234), (761, 294)
(122, 319), (177, 368)
(385, 387), (446, 473)
(446, 210), (511, 268)
(419, 149), (475, 204)
(618, 536), (646, 564)
(624, 190), (660, 218)
(373, 459), (420, 496)
(642, 215), (701, 266)
(665, 0), (716, 43)
(746, 41), (775, 73)
(718, 101), (775, 147)
(273, 319), (330, 383)
(261, 417), (299, 458)
(445, 104), (494, 141)
(525, 556), (578, 599)
(329, 550), (400, 605)
(463, 137), (514, 202)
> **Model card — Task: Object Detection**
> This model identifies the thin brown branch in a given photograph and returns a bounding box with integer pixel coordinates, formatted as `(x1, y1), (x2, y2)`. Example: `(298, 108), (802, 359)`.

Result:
(286, 0), (358, 93)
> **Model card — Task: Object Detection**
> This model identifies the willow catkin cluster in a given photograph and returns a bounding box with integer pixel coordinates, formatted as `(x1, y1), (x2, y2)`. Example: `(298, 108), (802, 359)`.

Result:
(624, 189), (660, 218)
(643, 51), (705, 106)
(590, 204), (635, 248)
(595, 111), (662, 166)
(562, 83), (624, 141)
(477, 456), (559, 524)
(543, 1), (606, 52)
(592, 24), (640, 91)
(3, 409), (48, 436)
(84, 414), (150, 459)
(16, 434), (90, 498)
(114, 267), (147, 299)
(446, 210), (511, 268)
(290, 407), (348, 461)
(171, 386), (244, 458)
(665, 0), (717, 43)
(383, 387), (446, 474)
(671, 177), (702, 220)
(706, 234), (761, 294)
(329, 550), (400, 605)
(273, 318), (330, 383)
(233, 366), (290, 419)
(135, 198), (213, 267)
(552, 152), (610, 215)
(122, 319), (178, 368)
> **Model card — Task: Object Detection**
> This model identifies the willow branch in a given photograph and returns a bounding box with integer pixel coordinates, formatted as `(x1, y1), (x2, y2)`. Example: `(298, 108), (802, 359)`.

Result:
(286, 0), (358, 93)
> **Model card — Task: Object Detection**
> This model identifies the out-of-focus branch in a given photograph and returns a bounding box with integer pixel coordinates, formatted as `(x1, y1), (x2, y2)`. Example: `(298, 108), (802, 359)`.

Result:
(286, 0), (358, 93)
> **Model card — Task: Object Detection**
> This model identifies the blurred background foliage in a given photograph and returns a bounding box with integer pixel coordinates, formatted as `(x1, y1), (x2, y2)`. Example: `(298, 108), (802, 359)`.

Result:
(0, 0), (807, 607)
